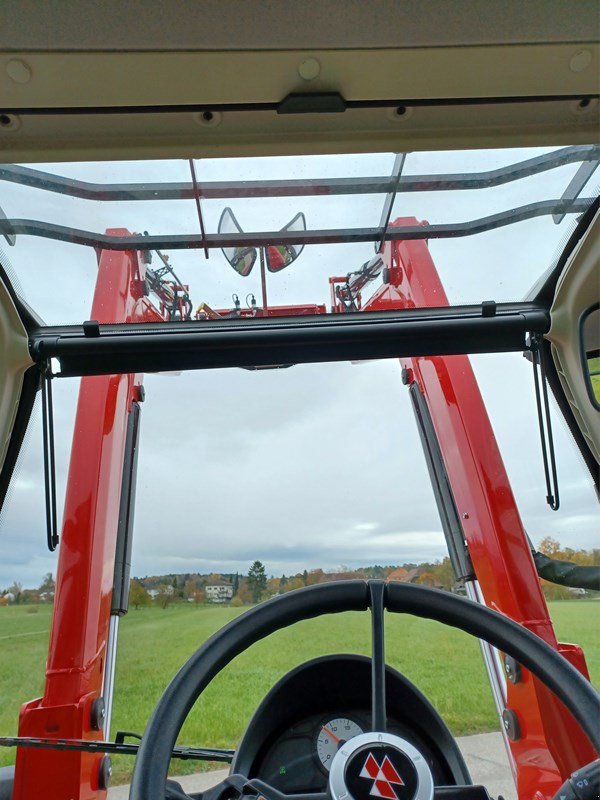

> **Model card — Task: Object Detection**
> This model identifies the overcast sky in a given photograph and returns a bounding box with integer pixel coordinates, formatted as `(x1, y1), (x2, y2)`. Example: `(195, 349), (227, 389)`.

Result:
(0, 148), (598, 588)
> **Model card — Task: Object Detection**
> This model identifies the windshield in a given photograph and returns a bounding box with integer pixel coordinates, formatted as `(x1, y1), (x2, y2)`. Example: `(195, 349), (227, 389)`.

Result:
(1, 145), (597, 326)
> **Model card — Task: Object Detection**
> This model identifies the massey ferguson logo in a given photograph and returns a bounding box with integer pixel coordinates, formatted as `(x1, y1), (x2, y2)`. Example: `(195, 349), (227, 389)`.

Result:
(359, 752), (405, 799)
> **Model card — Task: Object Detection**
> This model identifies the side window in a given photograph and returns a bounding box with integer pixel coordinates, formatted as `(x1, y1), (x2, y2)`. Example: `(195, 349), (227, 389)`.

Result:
(581, 304), (600, 409)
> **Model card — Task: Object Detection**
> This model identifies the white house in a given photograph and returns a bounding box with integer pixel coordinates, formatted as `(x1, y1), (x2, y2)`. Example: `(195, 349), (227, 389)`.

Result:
(205, 580), (234, 603)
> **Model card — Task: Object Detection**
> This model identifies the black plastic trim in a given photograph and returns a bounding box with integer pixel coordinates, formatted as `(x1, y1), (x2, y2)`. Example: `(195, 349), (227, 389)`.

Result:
(1, 92), (598, 116)
(28, 304), (550, 377)
(231, 655), (471, 787)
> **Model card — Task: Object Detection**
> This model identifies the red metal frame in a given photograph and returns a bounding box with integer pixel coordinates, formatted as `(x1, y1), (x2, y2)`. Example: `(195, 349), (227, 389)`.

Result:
(13, 234), (163, 800)
(11, 222), (596, 799)
(364, 220), (594, 798)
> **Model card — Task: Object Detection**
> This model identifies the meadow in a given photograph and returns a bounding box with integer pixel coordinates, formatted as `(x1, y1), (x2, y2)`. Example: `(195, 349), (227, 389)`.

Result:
(0, 600), (598, 784)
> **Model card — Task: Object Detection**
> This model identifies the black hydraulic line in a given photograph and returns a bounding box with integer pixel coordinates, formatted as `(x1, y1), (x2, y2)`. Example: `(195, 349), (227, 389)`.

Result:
(28, 304), (550, 377)
(0, 147), (597, 202)
(0, 198), (594, 252)
(531, 335), (560, 510)
(408, 383), (474, 582)
(40, 363), (58, 551)
(111, 399), (142, 616)
(532, 550), (600, 592)
(369, 581), (387, 732)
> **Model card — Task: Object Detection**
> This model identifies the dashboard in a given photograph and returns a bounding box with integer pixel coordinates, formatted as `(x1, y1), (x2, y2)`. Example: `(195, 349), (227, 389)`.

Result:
(231, 654), (472, 793)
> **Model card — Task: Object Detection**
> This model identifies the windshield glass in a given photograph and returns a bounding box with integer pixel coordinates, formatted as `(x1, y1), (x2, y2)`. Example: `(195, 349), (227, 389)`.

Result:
(1, 145), (597, 325)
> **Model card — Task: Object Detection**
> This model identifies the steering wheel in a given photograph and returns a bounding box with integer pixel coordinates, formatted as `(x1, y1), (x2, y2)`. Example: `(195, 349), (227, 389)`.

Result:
(129, 581), (600, 800)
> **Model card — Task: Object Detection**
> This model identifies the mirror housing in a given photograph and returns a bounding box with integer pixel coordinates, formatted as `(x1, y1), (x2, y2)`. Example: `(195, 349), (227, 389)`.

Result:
(265, 212), (306, 273)
(218, 207), (257, 277)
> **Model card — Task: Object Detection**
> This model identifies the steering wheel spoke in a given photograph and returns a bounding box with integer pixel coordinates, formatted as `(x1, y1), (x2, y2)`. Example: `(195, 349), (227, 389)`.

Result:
(369, 580), (387, 733)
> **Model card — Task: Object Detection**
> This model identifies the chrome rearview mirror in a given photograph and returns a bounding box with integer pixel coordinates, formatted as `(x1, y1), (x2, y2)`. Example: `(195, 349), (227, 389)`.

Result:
(218, 207), (257, 277)
(265, 212), (307, 273)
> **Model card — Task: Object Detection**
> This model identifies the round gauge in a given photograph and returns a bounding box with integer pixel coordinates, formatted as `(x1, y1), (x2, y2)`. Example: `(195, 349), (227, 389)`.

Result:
(315, 717), (364, 773)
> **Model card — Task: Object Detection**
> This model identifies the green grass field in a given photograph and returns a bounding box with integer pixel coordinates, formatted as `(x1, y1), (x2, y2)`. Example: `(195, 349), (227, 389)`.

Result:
(1, 601), (598, 784)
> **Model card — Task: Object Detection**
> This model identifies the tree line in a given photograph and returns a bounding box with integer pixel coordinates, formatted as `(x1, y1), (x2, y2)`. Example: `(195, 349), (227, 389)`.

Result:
(3, 539), (597, 608)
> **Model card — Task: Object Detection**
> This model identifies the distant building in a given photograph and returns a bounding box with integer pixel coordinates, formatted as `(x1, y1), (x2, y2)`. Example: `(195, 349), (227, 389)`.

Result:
(205, 580), (234, 603)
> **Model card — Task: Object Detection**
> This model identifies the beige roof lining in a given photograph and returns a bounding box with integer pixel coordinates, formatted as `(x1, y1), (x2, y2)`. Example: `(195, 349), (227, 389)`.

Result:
(2, 0), (598, 51)
(0, 42), (598, 162)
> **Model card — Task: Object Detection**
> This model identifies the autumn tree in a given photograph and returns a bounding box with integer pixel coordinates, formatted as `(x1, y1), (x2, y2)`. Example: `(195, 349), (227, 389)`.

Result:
(236, 581), (253, 604)
(183, 578), (198, 600)
(432, 557), (456, 590)
(7, 582), (22, 604)
(129, 579), (150, 610)
(247, 561), (267, 604)
(416, 571), (438, 587)
(279, 575), (304, 593)
(538, 537), (561, 557)
(192, 588), (206, 604)
(38, 573), (55, 603)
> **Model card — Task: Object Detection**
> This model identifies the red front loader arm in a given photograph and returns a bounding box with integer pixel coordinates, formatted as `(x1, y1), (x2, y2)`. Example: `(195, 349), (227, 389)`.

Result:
(363, 218), (596, 799)
(13, 235), (163, 800)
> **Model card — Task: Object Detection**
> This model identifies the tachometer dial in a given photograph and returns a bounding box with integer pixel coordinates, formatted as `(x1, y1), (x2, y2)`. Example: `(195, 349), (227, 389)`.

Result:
(315, 717), (364, 772)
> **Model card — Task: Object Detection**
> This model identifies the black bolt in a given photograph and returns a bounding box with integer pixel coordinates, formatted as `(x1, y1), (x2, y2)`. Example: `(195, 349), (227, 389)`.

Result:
(202, 111), (214, 122)
(98, 756), (112, 790)
(90, 697), (105, 731)
(502, 708), (521, 741)
(504, 655), (522, 684)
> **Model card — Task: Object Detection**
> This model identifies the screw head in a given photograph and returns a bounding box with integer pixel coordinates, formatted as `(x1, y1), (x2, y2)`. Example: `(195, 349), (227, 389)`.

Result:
(298, 58), (321, 80)
(6, 59), (32, 84)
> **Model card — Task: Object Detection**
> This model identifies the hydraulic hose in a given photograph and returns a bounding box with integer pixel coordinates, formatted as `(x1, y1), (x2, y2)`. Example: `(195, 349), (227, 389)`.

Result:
(532, 550), (600, 592)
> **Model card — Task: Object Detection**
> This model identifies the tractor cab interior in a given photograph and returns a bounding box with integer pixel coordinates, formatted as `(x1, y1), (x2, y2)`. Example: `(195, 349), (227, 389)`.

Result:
(0, 4), (599, 800)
